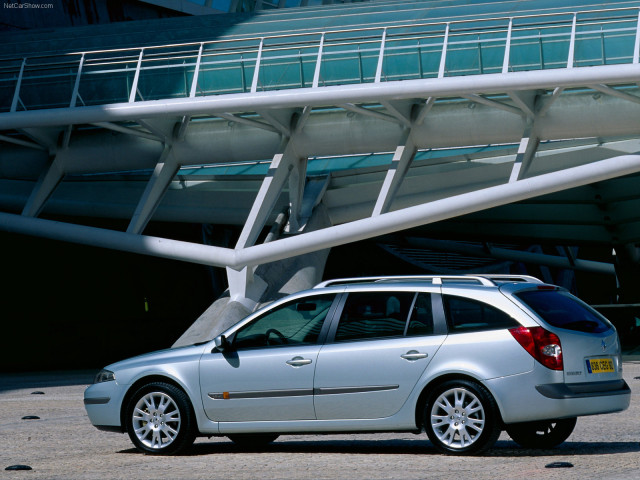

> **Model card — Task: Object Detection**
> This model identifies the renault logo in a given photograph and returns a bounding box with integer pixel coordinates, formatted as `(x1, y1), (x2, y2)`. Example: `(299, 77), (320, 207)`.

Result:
(601, 340), (607, 352)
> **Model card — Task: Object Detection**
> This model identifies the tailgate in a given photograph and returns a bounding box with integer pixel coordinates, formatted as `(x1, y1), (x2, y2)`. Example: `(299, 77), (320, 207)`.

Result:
(507, 287), (622, 384)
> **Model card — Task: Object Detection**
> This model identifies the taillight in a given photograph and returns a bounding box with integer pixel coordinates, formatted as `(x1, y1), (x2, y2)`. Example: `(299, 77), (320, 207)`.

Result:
(509, 326), (563, 371)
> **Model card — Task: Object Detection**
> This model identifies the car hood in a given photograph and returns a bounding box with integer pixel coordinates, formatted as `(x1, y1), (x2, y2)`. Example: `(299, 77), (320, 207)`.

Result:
(104, 343), (209, 383)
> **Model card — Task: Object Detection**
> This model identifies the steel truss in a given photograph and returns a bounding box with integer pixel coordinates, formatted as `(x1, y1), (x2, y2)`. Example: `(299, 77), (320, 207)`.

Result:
(2, 6), (640, 304)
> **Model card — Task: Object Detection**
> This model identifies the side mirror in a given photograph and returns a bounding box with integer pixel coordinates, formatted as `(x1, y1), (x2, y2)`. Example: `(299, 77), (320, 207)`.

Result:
(213, 334), (230, 352)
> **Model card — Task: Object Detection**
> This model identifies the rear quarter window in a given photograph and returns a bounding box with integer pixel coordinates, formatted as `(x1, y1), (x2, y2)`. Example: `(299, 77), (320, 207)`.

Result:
(514, 290), (613, 334)
(443, 295), (519, 333)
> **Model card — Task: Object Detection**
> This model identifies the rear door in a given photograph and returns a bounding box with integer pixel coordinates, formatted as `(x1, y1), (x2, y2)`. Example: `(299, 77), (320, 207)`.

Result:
(512, 288), (622, 384)
(313, 289), (447, 420)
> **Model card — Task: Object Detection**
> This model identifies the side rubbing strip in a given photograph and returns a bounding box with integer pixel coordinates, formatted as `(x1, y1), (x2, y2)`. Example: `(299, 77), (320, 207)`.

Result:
(208, 385), (399, 400)
(209, 388), (314, 400)
(314, 385), (399, 395)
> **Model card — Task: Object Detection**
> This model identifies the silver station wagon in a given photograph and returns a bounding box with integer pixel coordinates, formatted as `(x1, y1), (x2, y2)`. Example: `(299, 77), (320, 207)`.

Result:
(84, 275), (630, 455)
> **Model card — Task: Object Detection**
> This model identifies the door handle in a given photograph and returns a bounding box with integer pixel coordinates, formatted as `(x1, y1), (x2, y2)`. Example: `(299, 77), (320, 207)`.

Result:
(286, 356), (312, 367)
(401, 350), (428, 361)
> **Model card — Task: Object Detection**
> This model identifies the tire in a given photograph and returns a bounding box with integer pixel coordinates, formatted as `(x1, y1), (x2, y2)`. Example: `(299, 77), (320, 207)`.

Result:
(506, 418), (577, 449)
(126, 382), (196, 455)
(228, 434), (279, 448)
(424, 379), (501, 455)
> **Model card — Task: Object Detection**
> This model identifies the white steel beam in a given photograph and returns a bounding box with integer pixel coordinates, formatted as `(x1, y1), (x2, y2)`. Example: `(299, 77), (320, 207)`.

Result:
(507, 91), (536, 118)
(3, 63), (640, 130)
(461, 94), (523, 116)
(509, 122), (540, 182)
(235, 137), (300, 249)
(126, 146), (180, 235)
(257, 110), (291, 137)
(92, 122), (163, 142)
(404, 237), (615, 275)
(0, 134), (46, 150)
(3, 153), (640, 269)
(381, 100), (412, 128)
(216, 113), (279, 133)
(372, 130), (417, 216)
(339, 103), (400, 124)
(412, 97), (436, 125)
(536, 87), (564, 117)
(588, 84), (640, 106)
(287, 156), (308, 233)
(21, 152), (67, 218)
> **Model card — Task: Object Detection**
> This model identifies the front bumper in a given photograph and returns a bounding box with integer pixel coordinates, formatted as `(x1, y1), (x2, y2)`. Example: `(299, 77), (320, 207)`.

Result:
(84, 380), (128, 430)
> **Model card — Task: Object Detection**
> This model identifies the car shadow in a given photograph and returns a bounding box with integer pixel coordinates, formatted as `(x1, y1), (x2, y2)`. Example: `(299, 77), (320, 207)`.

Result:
(118, 439), (640, 457)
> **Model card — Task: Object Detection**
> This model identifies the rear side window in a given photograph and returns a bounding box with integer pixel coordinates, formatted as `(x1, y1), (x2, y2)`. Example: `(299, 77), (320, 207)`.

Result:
(335, 291), (415, 341)
(444, 295), (519, 333)
(515, 290), (613, 334)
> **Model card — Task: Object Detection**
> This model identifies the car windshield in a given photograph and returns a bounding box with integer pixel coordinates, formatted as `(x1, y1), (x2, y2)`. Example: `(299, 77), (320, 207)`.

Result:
(515, 289), (613, 334)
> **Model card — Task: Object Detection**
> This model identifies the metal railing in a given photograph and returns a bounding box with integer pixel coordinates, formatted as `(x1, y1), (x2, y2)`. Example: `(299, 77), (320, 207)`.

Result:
(1, 6), (639, 113)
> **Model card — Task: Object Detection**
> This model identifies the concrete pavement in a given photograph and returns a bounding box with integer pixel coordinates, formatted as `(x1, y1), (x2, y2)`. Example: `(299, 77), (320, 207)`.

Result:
(1, 363), (639, 480)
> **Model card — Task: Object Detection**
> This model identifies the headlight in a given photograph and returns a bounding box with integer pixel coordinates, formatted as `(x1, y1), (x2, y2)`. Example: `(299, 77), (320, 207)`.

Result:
(94, 369), (116, 384)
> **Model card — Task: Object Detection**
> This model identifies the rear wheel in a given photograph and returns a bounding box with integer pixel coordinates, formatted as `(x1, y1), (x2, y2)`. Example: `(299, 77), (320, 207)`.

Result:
(228, 434), (279, 447)
(424, 379), (500, 455)
(506, 418), (576, 449)
(126, 382), (196, 455)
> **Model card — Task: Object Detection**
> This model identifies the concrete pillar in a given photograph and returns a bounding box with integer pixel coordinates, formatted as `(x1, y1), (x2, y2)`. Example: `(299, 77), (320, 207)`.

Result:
(172, 203), (332, 347)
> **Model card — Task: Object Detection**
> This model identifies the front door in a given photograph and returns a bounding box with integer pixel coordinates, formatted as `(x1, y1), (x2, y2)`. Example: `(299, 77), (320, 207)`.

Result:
(199, 293), (336, 424)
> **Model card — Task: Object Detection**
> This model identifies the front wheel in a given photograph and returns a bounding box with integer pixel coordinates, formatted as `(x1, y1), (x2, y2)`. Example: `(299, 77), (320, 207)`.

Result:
(126, 382), (196, 455)
(506, 418), (577, 449)
(424, 379), (501, 455)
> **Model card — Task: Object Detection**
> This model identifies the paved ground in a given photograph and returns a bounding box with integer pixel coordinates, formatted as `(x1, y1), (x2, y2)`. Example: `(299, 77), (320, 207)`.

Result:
(1, 363), (639, 480)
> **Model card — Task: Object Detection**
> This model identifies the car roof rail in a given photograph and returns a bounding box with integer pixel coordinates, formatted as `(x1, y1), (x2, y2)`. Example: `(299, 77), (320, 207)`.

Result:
(314, 275), (492, 288)
(314, 274), (544, 289)
(471, 274), (543, 284)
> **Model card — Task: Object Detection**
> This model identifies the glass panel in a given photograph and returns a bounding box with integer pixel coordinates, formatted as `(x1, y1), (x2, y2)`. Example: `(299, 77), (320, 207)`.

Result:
(78, 54), (136, 106)
(335, 291), (415, 341)
(319, 41), (380, 86)
(516, 290), (613, 334)
(444, 295), (519, 333)
(407, 293), (434, 336)
(136, 47), (198, 101)
(234, 294), (336, 349)
(445, 31), (507, 76)
(19, 62), (78, 110)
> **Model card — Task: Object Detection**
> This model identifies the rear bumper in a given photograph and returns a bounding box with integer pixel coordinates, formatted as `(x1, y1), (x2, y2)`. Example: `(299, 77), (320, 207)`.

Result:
(536, 380), (630, 399)
(487, 372), (631, 424)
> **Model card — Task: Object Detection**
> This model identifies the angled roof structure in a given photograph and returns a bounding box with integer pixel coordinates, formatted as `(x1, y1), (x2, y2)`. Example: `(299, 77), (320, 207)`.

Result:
(1, 0), (640, 300)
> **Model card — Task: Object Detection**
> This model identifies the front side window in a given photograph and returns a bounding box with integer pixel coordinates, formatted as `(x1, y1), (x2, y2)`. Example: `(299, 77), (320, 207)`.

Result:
(444, 295), (519, 333)
(234, 294), (336, 349)
(515, 289), (613, 334)
(335, 291), (415, 341)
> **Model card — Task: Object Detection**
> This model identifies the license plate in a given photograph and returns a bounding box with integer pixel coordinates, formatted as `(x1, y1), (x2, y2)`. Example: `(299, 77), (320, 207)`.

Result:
(586, 358), (615, 374)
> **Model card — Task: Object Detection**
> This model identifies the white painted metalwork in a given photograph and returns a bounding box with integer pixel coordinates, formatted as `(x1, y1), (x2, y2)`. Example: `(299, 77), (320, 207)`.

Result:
(2, 154), (640, 269)
(251, 38), (264, 94)
(372, 132), (416, 216)
(129, 49), (145, 103)
(375, 28), (387, 83)
(3, 62), (640, 131)
(438, 23), (449, 79)
(313, 33), (325, 89)
(127, 146), (180, 235)
(70, 54), (85, 108)
(502, 18), (513, 74)
(10, 58), (26, 113)
(190, 43), (204, 99)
